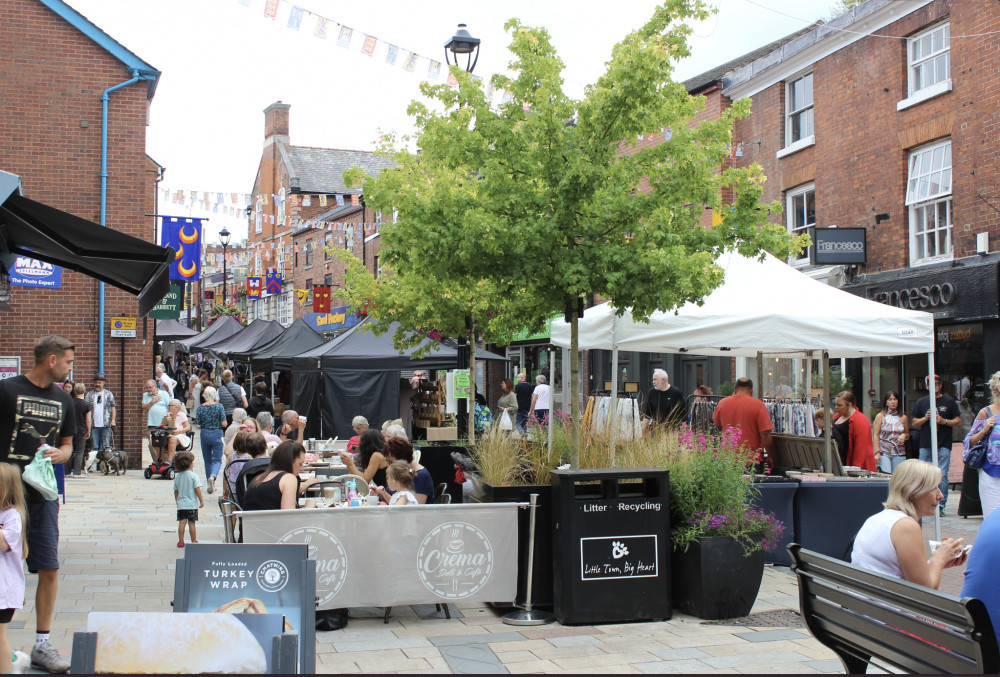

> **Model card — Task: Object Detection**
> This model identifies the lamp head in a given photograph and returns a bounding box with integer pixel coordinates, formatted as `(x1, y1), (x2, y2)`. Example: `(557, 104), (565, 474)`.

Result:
(219, 227), (231, 247)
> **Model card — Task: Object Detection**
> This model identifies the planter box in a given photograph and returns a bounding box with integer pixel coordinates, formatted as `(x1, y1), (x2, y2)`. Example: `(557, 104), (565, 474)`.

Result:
(672, 536), (765, 620)
(479, 483), (553, 608)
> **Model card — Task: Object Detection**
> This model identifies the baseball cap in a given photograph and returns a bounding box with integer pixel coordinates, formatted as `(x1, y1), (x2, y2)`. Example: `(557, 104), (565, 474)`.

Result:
(925, 374), (941, 384)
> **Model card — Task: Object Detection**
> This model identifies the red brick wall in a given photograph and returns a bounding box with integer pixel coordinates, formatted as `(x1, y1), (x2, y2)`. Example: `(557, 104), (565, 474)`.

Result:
(732, 0), (1000, 273)
(1, 0), (157, 464)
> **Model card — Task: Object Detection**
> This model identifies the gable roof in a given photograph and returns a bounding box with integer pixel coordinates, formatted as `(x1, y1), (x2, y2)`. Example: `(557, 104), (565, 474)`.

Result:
(682, 22), (821, 94)
(39, 0), (160, 99)
(285, 147), (395, 194)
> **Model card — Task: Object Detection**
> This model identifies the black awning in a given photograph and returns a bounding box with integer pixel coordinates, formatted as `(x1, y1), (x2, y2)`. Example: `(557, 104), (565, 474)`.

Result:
(0, 193), (174, 315)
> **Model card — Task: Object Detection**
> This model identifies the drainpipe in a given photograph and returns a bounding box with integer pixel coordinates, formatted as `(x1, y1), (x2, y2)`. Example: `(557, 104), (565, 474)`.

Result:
(98, 70), (140, 372)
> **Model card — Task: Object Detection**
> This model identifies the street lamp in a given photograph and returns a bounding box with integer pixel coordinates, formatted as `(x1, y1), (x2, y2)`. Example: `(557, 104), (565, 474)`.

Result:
(219, 227), (231, 304)
(444, 23), (480, 74)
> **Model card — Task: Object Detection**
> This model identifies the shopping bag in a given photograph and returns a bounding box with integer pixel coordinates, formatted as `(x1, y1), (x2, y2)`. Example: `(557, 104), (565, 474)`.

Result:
(22, 448), (59, 501)
(498, 409), (513, 431)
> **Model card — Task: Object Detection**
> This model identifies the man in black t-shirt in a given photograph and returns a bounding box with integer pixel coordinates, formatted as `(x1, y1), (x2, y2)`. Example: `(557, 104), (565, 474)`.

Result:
(642, 369), (686, 429)
(0, 335), (76, 673)
(513, 372), (534, 433)
(911, 374), (963, 516)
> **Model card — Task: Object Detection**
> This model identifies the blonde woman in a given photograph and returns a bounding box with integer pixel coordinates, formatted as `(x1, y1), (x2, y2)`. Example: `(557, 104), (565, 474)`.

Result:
(851, 459), (967, 589)
(964, 371), (1000, 517)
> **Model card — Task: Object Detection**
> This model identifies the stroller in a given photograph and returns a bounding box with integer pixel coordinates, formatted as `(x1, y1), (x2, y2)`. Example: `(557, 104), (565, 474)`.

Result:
(145, 424), (176, 480)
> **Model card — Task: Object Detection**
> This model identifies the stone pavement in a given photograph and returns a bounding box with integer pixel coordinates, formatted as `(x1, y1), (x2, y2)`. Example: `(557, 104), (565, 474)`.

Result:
(6, 441), (983, 674)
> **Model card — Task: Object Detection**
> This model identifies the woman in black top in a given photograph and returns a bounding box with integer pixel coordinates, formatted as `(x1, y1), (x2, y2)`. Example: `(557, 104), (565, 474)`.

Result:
(243, 441), (318, 510)
(340, 429), (387, 488)
(246, 381), (274, 419)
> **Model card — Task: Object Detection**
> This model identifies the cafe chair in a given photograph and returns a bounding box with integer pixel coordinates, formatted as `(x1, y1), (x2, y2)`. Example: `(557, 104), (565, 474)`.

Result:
(434, 483), (450, 504)
(223, 458), (250, 498)
(217, 498), (240, 544)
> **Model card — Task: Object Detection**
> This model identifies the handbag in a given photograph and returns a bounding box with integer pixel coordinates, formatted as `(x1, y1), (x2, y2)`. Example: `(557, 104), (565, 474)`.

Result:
(963, 409), (991, 470)
(498, 409), (513, 431)
(22, 447), (59, 501)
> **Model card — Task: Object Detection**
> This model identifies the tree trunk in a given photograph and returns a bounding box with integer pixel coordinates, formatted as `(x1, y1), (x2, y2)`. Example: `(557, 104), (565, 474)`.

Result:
(570, 308), (580, 468)
(468, 321), (477, 439)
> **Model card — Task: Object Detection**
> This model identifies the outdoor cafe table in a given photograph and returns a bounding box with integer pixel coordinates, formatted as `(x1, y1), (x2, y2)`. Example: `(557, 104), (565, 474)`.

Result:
(240, 503), (519, 609)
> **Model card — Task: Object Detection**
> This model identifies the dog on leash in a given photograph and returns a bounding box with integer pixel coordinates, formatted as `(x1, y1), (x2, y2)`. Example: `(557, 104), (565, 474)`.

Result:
(96, 447), (126, 475)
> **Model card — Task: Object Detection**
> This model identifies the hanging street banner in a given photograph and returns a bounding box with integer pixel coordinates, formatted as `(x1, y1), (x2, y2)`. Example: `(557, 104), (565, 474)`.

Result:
(148, 283), (183, 319)
(247, 277), (262, 299)
(8, 256), (62, 288)
(241, 504), (516, 609)
(161, 216), (203, 282)
(304, 304), (363, 333)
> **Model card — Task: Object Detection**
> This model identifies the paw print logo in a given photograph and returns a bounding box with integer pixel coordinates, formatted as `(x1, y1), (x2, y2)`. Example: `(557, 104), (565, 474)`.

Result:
(611, 541), (629, 559)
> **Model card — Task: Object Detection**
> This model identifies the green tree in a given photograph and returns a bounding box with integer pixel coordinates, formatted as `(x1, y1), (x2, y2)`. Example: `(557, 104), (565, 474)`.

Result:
(343, 0), (805, 465)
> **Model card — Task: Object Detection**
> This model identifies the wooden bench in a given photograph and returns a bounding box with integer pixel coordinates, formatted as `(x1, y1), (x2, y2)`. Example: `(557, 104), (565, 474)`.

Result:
(789, 543), (999, 674)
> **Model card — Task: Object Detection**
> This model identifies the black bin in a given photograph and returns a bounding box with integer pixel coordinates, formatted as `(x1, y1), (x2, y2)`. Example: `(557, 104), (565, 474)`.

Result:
(551, 468), (670, 625)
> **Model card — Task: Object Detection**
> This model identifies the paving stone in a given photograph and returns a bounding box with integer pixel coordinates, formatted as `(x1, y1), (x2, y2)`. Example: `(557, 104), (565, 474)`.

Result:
(401, 647), (443, 660)
(649, 647), (711, 661)
(546, 634), (603, 648)
(439, 644), (509, 674)
(550, 651), (660, 669)
(519, 625), (604, 640)
(734, 662), (822, 674)
(805, 658), (846, 672)
(504, 659), (560, 673)
(332, 637), (434, 653)
(702, 650), (812, 669)
(412, 604), (465, 620)
(429, 632), (526, 647)
(634, 659), (713, 673)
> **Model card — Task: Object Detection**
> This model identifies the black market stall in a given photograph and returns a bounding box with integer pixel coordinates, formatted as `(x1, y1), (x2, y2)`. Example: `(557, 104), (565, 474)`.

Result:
(155, 318), (198, 341)
(202, 318), (285, 360)
(276, 319), (460, 439)
(234, 317), (326, 374)
(177, 315), (244, 353)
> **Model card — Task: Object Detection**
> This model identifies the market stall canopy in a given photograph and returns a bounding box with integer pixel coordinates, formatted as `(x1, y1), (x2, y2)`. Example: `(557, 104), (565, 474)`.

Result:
(235, 318), (326, 372)
(551, 250), (934, 358)
(155, 319), (198, 342)
(280, 318), (460, 372)
(0, 170), (173, 316)
(202, 319), (285, 357)
(177, 315), (244, 352)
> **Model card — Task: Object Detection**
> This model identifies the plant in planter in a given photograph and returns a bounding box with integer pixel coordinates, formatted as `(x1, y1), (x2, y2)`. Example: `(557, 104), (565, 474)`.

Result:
(663, 425), (785, 620)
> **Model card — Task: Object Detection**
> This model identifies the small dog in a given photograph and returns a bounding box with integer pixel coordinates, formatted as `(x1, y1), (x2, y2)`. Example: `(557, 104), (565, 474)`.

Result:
(96, 447), (126, 475)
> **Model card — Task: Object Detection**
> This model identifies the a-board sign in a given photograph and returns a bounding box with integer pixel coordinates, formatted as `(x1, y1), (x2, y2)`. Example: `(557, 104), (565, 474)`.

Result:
(173, 543), (315, 674)
(453, 369), (471, 399)
(110, 316), (136, 338)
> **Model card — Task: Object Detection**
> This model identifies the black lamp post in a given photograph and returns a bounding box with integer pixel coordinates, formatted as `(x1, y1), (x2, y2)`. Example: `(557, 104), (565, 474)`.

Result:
(445, 23), (480, 74)
(219, 226), (231, 304)
(445, 23), (480, 440)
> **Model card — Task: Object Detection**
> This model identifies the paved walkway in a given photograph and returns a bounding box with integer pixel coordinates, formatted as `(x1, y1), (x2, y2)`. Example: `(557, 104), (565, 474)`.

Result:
(7, 442), (984, 674)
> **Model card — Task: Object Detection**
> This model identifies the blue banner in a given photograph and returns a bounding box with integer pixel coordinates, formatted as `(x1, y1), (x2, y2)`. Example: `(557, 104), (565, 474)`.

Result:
(304, 305), (363, 333)
(161, 217), (202, 282)
(9, 256), (62, 288)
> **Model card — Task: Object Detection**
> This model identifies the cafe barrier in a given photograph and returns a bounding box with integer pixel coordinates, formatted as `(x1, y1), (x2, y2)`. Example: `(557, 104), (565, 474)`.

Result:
(241, 504), (518, 609)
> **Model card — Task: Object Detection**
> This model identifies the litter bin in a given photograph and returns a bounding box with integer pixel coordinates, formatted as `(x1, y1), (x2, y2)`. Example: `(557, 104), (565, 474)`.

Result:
(552, 467), (670, 625)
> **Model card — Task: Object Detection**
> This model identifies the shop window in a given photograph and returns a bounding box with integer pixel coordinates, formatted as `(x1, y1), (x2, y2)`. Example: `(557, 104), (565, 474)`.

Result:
(324, 273), (332, 286)
(909, 22), (949, 96)
(786, 72), (814, 147)
(305, 243), (313, 267)
(785, 184), (815, 266)
(907, 139), (952, 265)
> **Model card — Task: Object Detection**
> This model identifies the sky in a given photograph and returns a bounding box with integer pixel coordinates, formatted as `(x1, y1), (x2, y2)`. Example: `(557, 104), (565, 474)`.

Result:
(65, 0), (831, 244)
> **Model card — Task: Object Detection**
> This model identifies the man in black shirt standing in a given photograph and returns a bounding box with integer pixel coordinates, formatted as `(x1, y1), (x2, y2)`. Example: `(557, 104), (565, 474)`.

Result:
(0, 335), (75, 673)
(911, 374), (962, 516)
(513, 372), (534, 433)
(642, 368), (686, 431)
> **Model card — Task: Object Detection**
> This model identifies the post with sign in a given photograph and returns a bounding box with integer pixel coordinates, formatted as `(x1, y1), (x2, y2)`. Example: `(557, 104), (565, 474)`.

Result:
(111, 317), (136, 433)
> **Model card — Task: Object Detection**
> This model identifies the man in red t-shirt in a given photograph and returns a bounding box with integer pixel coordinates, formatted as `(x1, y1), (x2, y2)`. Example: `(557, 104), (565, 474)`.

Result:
(713, 377), (774, 467)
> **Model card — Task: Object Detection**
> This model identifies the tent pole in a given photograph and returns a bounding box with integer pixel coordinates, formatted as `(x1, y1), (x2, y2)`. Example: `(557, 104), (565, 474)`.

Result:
(823, 351), (832, 473)
(928, 351), (940, 540)
(756, 352), (763, 398)
(548, 347), (555, 462)
(610, 315), (618, 442)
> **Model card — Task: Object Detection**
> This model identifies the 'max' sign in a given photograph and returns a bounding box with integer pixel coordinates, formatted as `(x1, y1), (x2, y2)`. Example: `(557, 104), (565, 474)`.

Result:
(9, 257), (62, 288)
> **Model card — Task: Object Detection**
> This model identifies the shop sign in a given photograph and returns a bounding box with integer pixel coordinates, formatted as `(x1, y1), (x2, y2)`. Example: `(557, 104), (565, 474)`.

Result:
(148, 283), (183, 319)
(845, 261), (999, 321)
(304, 304), (363, 333)
(813, 228), (866, 265)
(9, 256), (62, 288)
(453, 369), (471, 399)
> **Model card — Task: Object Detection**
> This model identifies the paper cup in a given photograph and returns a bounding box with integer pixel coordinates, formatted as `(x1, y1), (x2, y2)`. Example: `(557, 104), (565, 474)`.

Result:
(366, 494), (379, 506)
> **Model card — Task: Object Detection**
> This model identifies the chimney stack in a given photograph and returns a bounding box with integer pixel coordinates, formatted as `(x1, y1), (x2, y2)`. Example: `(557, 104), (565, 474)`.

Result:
(263, 101), (290, 140)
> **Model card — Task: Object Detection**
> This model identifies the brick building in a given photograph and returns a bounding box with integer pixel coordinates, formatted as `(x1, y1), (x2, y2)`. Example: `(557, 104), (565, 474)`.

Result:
(671, 0), (1000, 415)
(247, 102), (392, 331)
(1, 0), (162, 463)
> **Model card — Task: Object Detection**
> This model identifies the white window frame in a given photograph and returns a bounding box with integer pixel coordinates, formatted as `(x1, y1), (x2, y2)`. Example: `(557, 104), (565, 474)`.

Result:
(906, 139), (953, 265)
(785, 71), (814, 149)
(908, 22), (950, 97)
(278, 291), (293, 326)
(786, 184), (815, 267)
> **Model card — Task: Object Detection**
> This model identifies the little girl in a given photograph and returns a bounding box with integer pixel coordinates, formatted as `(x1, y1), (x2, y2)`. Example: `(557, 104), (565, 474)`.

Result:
(1, 463), (29, 674)
(374, 460), (418, 506)
(173, 451), (204, 547)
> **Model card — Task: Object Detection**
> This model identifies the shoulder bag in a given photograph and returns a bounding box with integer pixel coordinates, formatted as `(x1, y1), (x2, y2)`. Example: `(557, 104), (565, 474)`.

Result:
(963, 408), (991, 470)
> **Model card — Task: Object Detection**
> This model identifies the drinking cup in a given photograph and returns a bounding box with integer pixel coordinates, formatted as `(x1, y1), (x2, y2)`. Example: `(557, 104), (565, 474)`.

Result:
(366, 494), (378, 506)
(323, 487), (336, 502)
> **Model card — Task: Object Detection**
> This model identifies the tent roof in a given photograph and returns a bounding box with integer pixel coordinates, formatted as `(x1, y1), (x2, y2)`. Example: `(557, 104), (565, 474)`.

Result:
(551, 251), (934, 358)
(155, 319), (198, 341)
(279, 319), (459, 371)
(178, 315), (244, 351)
(235, 318), (327, 371)
(203, 319), (285, 355)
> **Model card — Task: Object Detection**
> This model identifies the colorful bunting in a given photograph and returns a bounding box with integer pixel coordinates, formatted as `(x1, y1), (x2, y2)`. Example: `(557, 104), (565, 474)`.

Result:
(361, 35), (377, 56)
(287, 6), (303, 30)
(263, 0), (279, 19)
(314, 17), (329, 38)
(337, 26), (353, 48)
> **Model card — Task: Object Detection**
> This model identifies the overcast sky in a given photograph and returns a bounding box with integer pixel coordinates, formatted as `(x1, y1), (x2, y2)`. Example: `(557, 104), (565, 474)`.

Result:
(65, 0), (828, 243)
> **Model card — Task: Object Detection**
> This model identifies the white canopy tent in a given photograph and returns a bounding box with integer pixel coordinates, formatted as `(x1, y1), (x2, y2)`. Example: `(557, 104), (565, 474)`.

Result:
(551, 250), (946, 536)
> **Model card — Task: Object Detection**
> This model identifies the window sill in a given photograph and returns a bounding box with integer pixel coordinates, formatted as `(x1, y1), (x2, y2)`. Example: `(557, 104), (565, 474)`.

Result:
(776, 135), (815, 159)
(897, 80), (952, 111)
(909, 253), (954, 268)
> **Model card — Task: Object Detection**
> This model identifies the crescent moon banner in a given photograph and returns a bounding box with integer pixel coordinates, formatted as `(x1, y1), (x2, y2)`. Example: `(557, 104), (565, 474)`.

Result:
(161, 216), (203, 281)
